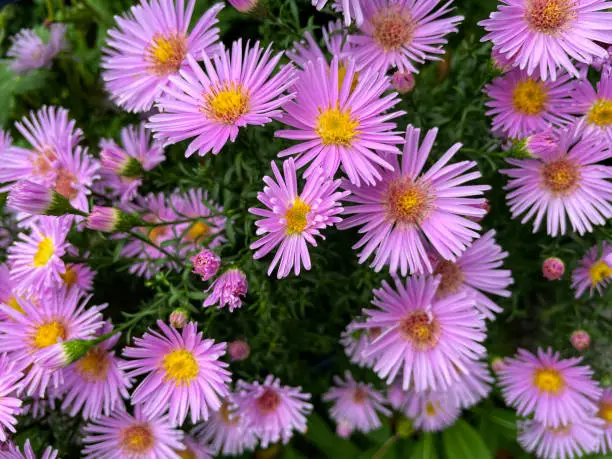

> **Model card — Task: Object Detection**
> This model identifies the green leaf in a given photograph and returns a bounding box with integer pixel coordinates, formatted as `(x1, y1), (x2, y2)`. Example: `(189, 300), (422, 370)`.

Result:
(410, 433), (437, 459)
(367, 423), (392, 445)
(304, 412), (360, 458)
(442, 420), (492, 459)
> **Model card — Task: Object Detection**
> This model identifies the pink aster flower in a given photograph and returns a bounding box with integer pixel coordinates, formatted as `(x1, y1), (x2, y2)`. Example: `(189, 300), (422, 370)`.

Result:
(191, 249), (221, 281)
(287, 20), (350, 69)
(501, 124), (612, 236)
(60, 262), (95, 293)
(479, 0), (612, 82)
(8, 24), (66, 75)
(596, 388), (612, 454)
(518, 418), (603, 459)
(276, 57), (405, 186)
(323, 371), (390, 435)
(0, 354), (23, 442)
(571, 242), (612, 298)
(313, 0), (364, 26)
(1, 439), (59, 459)
(570, 70), (612, 142)
(122, 320), (231, 426)
(446, 359), (493, 409)
(203, 268), (248, 312)
(339, 318), (379, 368)
(524, 127), (560, 158)
(149, 39), (296, 157)
(339, 124), (490, 275)
(360, 275), (487, 392)
(249, 159), (348, 278)
(234, 375), (312, 447)
(82, 405), (185, 458)
(101, 1), (224, 113)
(498, 347), (602, 428)
(0, 287), (105, 398)
(483, 68), (575, 139)
(345, 0), (463, 73)
(8, 216), (71, 295)
(403, 390), (460, 432)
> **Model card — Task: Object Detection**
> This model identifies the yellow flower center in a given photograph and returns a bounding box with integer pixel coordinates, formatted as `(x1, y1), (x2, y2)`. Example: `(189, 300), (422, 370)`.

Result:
(337, 64), (359, 93)
(54, 168), (78, 200)
(33, 321), (66, 349)
(33, 237), (55, 267)
(352, 387), (367, 404)
(176, 448), (196, 459)
(220, 401), (240, 425)
(399, 311), (440, 350)
(372, 7), (415, 51)
(162, 349), (199, 385)
(186, 222), (210, 243)
(256, 388), (281, 414)
(597, 402), (612, 423)
(386, 179), (432, 225)
(434, 260), (465, 298)
(526, 0), (576, 34)
(587, 99), (612, 127)
(60, 265), (78, 286)
(316, 108), (359, 146)
(147, 225), (169, 244)
(533, 368), (564, 394)
(512, 79), (548, 115)
(6, 297), (24, 314)
(541, 159), (580, 195)
(76, 348), (110, 382)
(119, 424), (154, 455)
(204, 84), (250, 124)
(285, 198), (311, 235)
(425, 401), (438, 416)
(589, 260), (612, 287)
(146, 33), (187, 76)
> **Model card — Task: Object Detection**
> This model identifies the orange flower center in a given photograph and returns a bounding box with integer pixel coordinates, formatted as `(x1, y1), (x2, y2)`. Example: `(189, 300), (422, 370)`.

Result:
(386, 179), (433, 225)
(541, 159), (580, 195)
(76, 347), (110, 382)
(434, 260), (465, 298)
(54, 168), (78, 200)
(373, 7), (415, 51)
(399, 310), (440, 350)
(119, 424), (154, 455)
(146, 33), (187, 76)
(526, 0), (576, 34)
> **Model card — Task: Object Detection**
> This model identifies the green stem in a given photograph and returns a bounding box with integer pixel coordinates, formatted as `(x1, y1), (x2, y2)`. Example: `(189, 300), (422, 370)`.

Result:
(372, 434), (398, 459)
(46, 0), (54, 20)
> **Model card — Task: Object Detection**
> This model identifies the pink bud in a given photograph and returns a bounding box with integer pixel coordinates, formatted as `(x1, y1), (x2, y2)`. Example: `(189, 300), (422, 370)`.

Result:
(391, 71), (415, 94)
(491, 357), (506, 373)
(190, 249), (221, 281)
(542, 257), (564, 281)
(169, 309), (188, 329)
(228, 340), (250, 361)
(228, 0), (259, 13)
(570, 330), (590, 351)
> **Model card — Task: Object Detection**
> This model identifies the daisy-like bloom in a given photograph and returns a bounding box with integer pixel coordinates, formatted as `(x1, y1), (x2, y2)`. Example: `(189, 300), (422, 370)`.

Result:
(195, 398), (258, 456)
(60, 263), (95, 293)
(191, 249), (221, 281)
(149, 39), (296, 157)
(52, 146), (100, 215)
(498, 347), (602, 428)
(101, 1), (224, 112)
(313, 0), (364, 26)
(276, 57), (405, 186)
(339, 125), (490, 275)
(202, 268), (248, 312)
(0, 354), (23, 442)
(345, 0), (463, 73)
(8, 24), (66, 75)
(339, 318), (379, 368)
(82, 405), (185, 458)
(0, 264), (30, 320)
(596, 388), (612, 453)
(570, 70), (612, 142)
(287, 20), (349, 69)
(518, 418), (603, 459)
(234, 375), (312, 447)
(60, 322), (131, 420)
(8, 216), (71, 294)
(122, 320), (231, 426)
(446, 359), (493, 409)
(249, 159), (348, 278)
(403, 390), (461, 432)
(323, 371), (390, 435)
(483, 68), (575, 139)
(0, 287), (105, 397)
(571, 242), (612, 298)
(1, 439), (59, 459)
(430, 230), (513, 320)
(501, 124), (612, 237)
(479, 0), (612, 82)
(360, 276), (487, 392)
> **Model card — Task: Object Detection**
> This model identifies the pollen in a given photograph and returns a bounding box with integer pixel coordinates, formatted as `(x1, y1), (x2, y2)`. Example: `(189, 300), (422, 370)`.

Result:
(587, 99), (612, 127)
(146, 33), (187, 76)
(512, 79), (548, 115)
(526, 0), (576, 34)
(60, 265), (78, 286)
(162, 349), (199, 385)
(589, 260), (612, 287)
(33, 237), (55, 267)
(256, 388), (281, 414)
(76, 348), (110, 382)
(54, 168), (78, 200)
(285, 198), (311, 235)
(399, 310), (440, 350)
(541, 159), (580, 195)
(186, 221), (210, 243)
(386, 179), (433, 225)
(119, 424), (154, 455)
(533, 368), (565, 394)
(316, 107), (359, 146)
(372, 8), (416, 51)
(33, 321), (66, 349)
(434, 260), (465, 298)
(204, 84), (250, 125)
(597, 401), (612, 423)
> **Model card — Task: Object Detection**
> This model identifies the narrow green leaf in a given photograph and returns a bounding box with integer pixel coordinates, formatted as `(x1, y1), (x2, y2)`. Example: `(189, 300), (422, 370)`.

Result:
(442, 420), (492, 459)
(410, 433), (437, 459)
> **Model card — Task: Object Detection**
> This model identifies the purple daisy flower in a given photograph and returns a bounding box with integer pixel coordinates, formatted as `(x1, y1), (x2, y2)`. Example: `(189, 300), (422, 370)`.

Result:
(500, 124), (612, 236)
(313, 0), (364, 26)
(339, 124), (490, 275)
(8, 24), (67, 75)
(249, 159), (348, 278)
(479, 0), (612, 81)
(149, 39), (296, 157)
(345, 0), (463, 73)
(360, 275), (487, 392)
(596, 388), (612, 453)
(340, 318), (380, 368)
(276, 57), (405, 186)
(430, 230), (513, 320)
(234, 375), (312, 447)
(571, 242), (612, 298)
(570, 70), (612, 143)
(484, 68), (575, 139)
(82, 405), (185, 458)
(323, 371), (390, 435)
(498, 347), (602, 428)
(60, 262), (95, 293)
(203, 268), (248, 312)
(122, 320), (231, 426)
(287, 20), (350, 69)
(0, 354), (23, 442)
(403, 390), (460, 432)
(101, 1), (224, 112)
(52, 145), (100, 216)
(1, 439), (59, 459)
(447, 359), (494, 409)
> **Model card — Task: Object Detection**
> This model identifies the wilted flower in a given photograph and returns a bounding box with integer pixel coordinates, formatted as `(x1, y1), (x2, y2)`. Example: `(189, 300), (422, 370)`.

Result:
(191, 249), (221, 281)
(203, 269), (248, 312)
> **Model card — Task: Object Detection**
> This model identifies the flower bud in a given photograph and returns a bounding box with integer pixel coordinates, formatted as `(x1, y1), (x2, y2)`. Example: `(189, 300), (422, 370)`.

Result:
(101, 145), (143, 177)
(228, 339), (250, 361)
(391, 71), (415, 94)
(86, 206), (143, 232)
(38, 338), (98, 371)
(8, 180), (83, 216)
(190, 249), (221, 281)
(570, 330), (590, 351)
(491, 357), (506, 373)
(169, 308), (189, 329)
(542, 257), (564, 281)
(229, 0), (260, 13)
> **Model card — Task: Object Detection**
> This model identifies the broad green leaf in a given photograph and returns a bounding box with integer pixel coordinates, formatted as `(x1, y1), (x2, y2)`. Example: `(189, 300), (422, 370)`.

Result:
(443, 420), (492, 459)
(304, 412), (359, 458)
(410, 433), (437, 459)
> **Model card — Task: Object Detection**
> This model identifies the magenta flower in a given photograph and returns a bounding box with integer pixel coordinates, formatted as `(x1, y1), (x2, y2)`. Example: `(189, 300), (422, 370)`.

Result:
(596, 388), (612, 454)
(203, 268), (248, 312)
(323, 371), (390, 435)
(101, 1), (224, 113)
(0, 354), (23, 442)
(3, 439), (59, 459)
(570, 69), (612, 143)
(501, 124), (612, 237)
(249, 159), (348, 278)
(122, 320), (231, 426)
(498, 347), (602, 428)
(234, 375), (312, 447)
(479, 0), (612, 81)
(149, 39), (296, 157)
(8, 24), (66, 75)
(447, 359), (493, 409)
(287, 20), (350, 69)
(571, 242), (612, 298)
(403, 390), (460, 432)
(345, 0), (463, 73)
(361, 276), (486, 392)
(313, 0), (364, 26)
(276, 56), (405, 186)
(191, 249), (221, 281)
(542, 256), (565, 281)
(340, 318), (379, 368)
(82, 405), (185, 458)
(339, 125), (490, 275)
